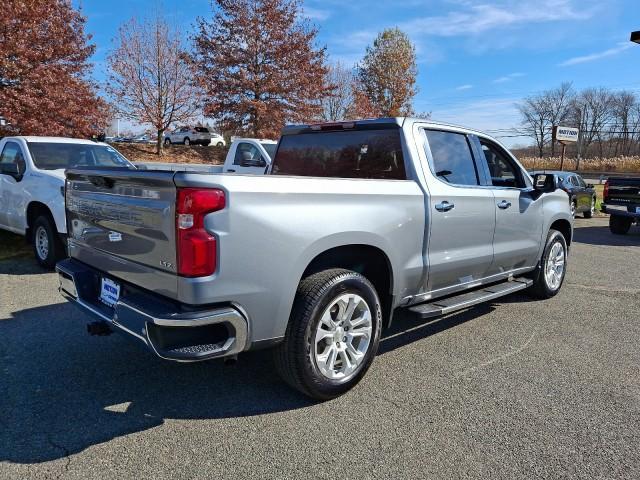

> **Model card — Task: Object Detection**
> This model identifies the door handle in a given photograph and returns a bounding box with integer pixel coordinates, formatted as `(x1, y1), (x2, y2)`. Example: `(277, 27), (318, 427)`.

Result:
(227, 169), (236, 173)
(497, 200), (512, 209)
(435, 201), (455, 212)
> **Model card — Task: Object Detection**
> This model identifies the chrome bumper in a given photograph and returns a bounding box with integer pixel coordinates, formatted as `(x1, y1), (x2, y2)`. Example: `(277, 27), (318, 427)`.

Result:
(56, 258), (248, 362)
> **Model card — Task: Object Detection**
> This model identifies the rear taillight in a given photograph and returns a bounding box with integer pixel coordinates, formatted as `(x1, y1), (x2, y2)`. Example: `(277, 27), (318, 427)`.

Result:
(176, 188), (225, 277)
(603, 180), (609, 202)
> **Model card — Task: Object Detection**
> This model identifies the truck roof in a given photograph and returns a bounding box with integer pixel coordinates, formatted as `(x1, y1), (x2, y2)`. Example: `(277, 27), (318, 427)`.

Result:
(4, 136), (107, 146)
(281, 117), (491, 139)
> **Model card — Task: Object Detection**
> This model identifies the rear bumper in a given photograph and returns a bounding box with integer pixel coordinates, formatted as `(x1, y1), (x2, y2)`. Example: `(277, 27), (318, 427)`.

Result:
(601, 203), (640, 220)
(56, 258), (248, 362)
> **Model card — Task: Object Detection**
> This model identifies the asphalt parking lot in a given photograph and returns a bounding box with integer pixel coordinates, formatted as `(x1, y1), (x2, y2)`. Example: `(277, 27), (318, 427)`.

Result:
(1, 216), (639, 479)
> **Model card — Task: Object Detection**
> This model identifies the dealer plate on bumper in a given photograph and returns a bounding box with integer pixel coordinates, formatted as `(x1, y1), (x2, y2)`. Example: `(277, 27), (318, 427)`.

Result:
(100, 277), (120, 308)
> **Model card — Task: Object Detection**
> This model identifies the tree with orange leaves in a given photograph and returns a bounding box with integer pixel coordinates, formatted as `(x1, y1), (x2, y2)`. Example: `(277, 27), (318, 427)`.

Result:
(0, 0), (108, 137)
(192, 0), (331, 138)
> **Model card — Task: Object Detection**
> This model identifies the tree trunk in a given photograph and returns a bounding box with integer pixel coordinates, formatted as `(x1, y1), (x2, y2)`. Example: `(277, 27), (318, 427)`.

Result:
(156, 129), (163, 155)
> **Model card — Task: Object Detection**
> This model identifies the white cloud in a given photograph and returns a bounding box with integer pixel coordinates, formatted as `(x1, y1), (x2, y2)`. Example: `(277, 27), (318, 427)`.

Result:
(455, 84), (473, 90)
(492, 72), (525, 83)
(424, 96), (526, 147)
(401, 0), (593, 37)
(301, 7), (331, 22)
(558, 42), (633, 66)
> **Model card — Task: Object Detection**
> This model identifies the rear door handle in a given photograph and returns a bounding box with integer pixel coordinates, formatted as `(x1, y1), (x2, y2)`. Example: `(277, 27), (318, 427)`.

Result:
(497, 200), (512, 209)
(435, 201), (455, 212)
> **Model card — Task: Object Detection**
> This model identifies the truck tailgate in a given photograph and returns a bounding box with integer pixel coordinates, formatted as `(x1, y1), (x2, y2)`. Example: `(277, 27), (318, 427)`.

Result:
(65, 168), (179, 297)
(607, 177), (640, 205)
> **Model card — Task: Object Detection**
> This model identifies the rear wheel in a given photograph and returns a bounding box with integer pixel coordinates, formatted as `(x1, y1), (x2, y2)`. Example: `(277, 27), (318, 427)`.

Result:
(274, 268), (382, 400)
(570, 198), (577, 217)
(216, 142), (224, 147)
(164, 138), (171, 146)
(32, 215), (65, 269)
(528, 229), (567, 299)
(584, 196), (595, 218)
(183, 137), (190, 146)
(609, 215), (631, 235)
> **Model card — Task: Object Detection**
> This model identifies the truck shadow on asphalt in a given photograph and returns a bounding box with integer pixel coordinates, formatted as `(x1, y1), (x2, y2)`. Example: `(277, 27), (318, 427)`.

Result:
(0, 257), (46, 275)
(1, 297), (504, 464)
(572, 225), (640, 246)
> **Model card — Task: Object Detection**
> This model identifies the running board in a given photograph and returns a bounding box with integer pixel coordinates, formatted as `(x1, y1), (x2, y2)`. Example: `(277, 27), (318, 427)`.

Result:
(407, 278), (533, 319)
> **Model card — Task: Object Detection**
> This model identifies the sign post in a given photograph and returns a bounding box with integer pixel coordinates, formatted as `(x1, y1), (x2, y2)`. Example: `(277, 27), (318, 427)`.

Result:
(552, 126), (579, 171)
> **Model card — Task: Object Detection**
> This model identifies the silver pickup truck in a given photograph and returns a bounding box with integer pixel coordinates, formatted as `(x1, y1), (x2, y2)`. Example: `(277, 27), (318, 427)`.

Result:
(56, 118), (573, 400)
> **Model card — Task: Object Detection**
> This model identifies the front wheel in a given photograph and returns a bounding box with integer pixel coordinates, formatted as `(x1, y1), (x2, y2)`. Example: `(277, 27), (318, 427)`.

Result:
(164, 138), (171, 146)
(183, 137), (190, 146)
(528, 229), (568, 299)
(570, 198), (577, 217)
(32, 215), (66, 269)
(274, 268), (382, 400)
(216, 142), (224, 147)
(609, 215), (631, 235)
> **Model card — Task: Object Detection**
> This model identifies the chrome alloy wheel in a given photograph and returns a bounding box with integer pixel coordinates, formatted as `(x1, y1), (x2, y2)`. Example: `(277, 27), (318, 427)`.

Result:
(35, 225), (49, 260)
(312, 293), (373, 380)
(590, 198), (596, 216)
(544, 241), (565, 291)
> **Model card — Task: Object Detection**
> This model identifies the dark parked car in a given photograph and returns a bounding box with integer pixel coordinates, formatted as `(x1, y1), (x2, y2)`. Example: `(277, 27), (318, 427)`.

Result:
(601, 177), (640, 234)
(530, 171), (596, 218)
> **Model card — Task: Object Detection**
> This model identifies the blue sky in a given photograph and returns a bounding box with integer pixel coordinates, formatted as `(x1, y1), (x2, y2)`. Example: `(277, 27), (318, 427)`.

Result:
(77, 0), (640, 146)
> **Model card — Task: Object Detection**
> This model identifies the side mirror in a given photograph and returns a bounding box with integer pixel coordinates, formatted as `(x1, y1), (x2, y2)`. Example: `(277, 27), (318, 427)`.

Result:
(0, 162), (23, 181)
(240, 157), (267, 168)
(533, 173), (558, 193)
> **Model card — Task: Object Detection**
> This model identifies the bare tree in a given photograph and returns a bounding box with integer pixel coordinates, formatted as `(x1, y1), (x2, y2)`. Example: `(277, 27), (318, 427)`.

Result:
(320, 62), (355, 121)
(611, 91), (637, 156)
(544, 82), (575, 156)
(572, 88), (614, 159)
(107, 14), (198, 154)
(516, 96), (550, 158)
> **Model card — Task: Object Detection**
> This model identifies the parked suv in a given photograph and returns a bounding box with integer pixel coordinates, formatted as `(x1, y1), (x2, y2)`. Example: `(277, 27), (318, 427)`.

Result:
(57, 118), (573, 399)
(164, 127), (214, 146)
(531, 171), (596, 218)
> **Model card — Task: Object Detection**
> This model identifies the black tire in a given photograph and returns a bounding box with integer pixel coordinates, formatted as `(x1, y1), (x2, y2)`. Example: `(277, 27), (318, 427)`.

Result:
(183, 137), (190, 146)
(216, 142), (224, 147)
(164, 138), (171, 146)
(584, 196), (595, 218)
(609, 215), (631, 235)
(527, 229), (568, 299)
(31, 215), (65, 269)
(274, 268), (382, 400)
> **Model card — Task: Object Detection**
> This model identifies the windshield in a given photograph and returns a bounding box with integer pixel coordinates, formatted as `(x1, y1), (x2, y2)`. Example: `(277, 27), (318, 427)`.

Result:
(261, 142), (277, 159)
(27, 143), (134, 170)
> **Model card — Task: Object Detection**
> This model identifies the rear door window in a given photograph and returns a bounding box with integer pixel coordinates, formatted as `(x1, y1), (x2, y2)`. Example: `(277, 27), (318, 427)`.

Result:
(424, 130), (479, 186)
(479, 139), (526, 188)
(272, 129), (405, 179)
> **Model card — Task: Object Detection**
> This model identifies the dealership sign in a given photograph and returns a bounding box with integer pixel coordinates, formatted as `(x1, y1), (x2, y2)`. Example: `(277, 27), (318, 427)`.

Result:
(553, 126), (579, 143)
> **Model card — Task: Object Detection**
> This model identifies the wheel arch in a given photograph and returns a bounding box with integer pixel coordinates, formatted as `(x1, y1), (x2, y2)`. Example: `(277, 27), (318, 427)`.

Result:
(550, 218), (572, 247)
(301, 244), (395, 329)
(26, 201), (58, 240)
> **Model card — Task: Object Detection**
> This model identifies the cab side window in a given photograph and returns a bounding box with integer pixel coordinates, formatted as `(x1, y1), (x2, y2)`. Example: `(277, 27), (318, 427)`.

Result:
(424, 130), (479, 186)
(480, 139), (526, 188)
(234, 143), (265, 167)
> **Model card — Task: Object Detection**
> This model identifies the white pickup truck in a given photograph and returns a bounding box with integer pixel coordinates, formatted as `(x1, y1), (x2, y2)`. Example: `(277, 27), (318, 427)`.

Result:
(136, 138), (277, 175)
(0, 136), (133, 267)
